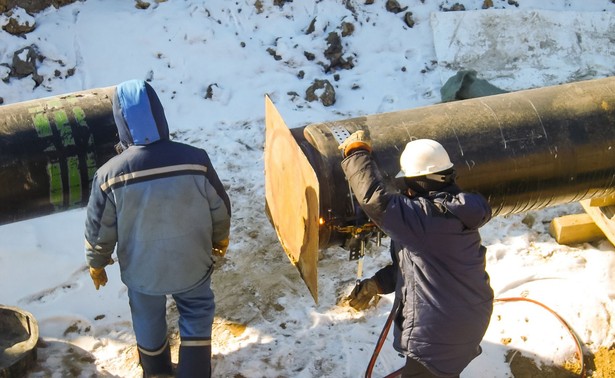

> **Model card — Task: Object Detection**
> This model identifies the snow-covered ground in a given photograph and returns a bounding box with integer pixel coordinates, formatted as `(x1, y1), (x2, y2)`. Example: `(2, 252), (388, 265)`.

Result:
(1, 1), (615, 377)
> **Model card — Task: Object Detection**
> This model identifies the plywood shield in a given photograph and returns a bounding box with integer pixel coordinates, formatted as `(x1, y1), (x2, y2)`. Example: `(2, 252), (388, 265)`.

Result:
(264, 96), (320, 302)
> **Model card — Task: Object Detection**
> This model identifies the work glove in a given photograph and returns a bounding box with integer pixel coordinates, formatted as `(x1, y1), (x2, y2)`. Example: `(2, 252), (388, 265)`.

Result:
(89, 258), (113, 290)
(213, 238), (229, 257)
(338, 130), (372, 158)
(346, 277), (381, 311)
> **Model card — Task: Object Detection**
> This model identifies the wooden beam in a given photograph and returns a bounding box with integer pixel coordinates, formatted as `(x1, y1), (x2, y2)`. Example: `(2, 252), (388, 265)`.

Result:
(580, 199), (615, 247)
(549, 213), (605, 245)
(589, 194), (615, 207)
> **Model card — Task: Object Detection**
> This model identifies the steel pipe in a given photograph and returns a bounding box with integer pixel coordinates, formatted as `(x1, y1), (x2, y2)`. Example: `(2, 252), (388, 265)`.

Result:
(265, 76), (615, 301)
(0, 87), (118, 225)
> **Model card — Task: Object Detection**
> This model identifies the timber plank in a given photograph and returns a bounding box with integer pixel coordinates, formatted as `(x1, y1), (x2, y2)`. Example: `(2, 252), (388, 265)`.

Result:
(580, 199), (615, 247)
(549, 213), (604, 245)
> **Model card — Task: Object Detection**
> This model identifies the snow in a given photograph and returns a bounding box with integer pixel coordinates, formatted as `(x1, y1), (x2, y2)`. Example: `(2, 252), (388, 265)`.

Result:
(431, 8), (615, 90)
(1, 0), (615, 377)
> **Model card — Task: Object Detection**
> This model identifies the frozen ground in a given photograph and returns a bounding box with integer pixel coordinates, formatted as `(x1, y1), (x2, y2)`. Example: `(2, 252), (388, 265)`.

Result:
(1, 1), (615, 377)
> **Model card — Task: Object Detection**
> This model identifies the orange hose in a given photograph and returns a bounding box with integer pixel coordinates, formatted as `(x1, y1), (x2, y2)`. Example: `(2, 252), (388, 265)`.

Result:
(365, 303), (396, 378)
(366, 297), (586, 378)
(494, 297), (585, 378)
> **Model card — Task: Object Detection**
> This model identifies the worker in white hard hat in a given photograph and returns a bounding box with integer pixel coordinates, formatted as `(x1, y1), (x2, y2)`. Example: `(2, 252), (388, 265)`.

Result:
(395, 138), (457, 194)
(339, 132), (493, 378)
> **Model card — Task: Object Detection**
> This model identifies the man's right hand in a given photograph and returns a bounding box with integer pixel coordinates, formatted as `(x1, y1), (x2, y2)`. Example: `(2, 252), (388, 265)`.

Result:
(346, 277), (381, 311)
(89, 266), (108, 290)
(88, 258), (113, 290)
(338, 130), (372, 157)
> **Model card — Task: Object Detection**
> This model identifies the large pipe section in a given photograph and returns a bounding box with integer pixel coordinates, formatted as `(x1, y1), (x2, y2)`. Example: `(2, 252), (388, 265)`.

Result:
(265, 76), (615, 302)
(0, 87), (118, 225)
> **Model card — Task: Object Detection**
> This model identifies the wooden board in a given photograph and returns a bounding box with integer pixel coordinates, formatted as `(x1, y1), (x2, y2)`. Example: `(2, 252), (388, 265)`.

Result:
(580, 199), (615, 247)
(589, 193), (615, 207)
(264, 96), (321, 303)
(549, 213), (604, 245)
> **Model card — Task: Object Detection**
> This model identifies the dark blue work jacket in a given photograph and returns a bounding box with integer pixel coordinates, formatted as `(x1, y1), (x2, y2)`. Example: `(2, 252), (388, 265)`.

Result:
(342, 150), (493, 377)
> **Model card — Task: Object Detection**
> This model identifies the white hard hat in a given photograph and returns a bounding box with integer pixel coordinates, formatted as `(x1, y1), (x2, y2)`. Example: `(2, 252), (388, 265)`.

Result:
(395, 139), (454, 178)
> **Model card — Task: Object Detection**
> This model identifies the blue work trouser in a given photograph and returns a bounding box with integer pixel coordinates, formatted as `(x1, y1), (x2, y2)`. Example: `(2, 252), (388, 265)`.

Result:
(127, 277), (215, 350)
(402, 358), (460, 378)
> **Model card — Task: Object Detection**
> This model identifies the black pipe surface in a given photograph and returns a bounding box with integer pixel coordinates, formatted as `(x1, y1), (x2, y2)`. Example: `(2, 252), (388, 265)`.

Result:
(0, 87), (118, 225)
(295, 76), (615, 249)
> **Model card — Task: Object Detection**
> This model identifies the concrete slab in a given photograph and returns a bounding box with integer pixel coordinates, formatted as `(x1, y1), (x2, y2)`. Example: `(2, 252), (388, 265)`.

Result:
(431, 9), (615, 91)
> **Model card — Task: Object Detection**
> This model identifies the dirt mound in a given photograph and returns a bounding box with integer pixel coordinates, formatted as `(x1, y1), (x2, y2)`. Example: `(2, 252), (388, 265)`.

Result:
(0, 0), (77, 13)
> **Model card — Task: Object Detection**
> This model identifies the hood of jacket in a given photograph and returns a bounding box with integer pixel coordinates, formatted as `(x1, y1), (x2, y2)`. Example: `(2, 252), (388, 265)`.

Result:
(112, 79), (169, 146)
(429, 185), (492, 230)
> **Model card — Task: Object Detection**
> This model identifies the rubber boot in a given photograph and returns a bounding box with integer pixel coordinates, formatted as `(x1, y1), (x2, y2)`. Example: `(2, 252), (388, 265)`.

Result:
(176, 343), (211, 378)
(137, 341), (173, 377)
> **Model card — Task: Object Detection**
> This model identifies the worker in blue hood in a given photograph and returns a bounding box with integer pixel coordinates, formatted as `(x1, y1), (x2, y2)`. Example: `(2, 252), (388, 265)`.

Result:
(112, 78), (170, 148)
(85, 79), (231, 377)
(340, 132), (493, 378)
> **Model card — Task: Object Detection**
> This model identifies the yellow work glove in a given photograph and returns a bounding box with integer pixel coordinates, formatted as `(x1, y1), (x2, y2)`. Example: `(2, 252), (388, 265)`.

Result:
(346, 277), (381, 311)
(213, 238), (229, 257)
(89, 258), (113, 290)
(338, 130), (372, 158)
(89, 267), (107, 290)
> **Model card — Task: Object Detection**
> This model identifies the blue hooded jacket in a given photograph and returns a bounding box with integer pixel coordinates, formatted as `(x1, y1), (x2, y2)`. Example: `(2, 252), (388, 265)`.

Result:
(84, 80), (231, 295)
(113, 79), (169, 147)
(342, 150), (493, 377)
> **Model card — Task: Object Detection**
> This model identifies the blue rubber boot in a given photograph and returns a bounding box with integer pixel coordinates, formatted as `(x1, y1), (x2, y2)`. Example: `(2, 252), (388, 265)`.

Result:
(176, 342), (211, 378)
(137, 341), (173, 377)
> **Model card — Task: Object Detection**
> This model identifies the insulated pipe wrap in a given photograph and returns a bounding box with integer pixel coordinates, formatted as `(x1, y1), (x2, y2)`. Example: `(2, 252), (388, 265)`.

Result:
(297, 76), (615, 248)
(0, 87), (118, 225)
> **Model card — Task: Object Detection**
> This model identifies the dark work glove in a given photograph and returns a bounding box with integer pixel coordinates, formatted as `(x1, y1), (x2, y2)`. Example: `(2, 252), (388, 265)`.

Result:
(346, 277), (381, 310)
